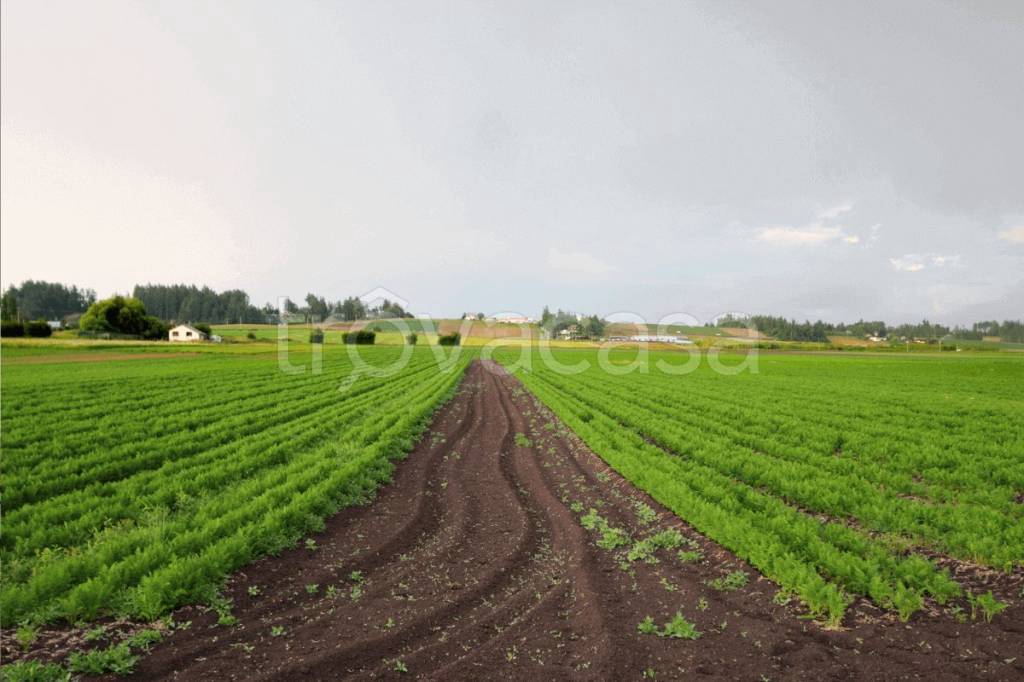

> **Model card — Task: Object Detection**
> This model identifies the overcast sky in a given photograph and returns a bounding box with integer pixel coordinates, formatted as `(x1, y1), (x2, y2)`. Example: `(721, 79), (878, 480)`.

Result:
(2, 1), (1022, 324)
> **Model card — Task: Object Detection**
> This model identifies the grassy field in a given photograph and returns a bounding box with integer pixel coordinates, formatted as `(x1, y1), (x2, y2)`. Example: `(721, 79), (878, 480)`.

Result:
(1, 344), (471, 626)
(2, 339), (1021, 666)
(497, 348), (1024, 624)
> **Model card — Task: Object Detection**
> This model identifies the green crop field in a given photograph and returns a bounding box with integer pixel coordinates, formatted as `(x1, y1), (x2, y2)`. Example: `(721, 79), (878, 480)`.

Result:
(0, 345), (471, 626)
(496, 349), (1024, 625)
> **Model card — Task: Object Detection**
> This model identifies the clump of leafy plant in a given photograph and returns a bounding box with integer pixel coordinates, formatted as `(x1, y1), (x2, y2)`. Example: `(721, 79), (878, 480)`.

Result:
(68, 643), (138, 675)
(968, 591), (1008, 623)
(628, 529), (686, 563)
(710, 571), (748, 592)
(126, 629), (162, 651)
(14, 623), (38, 651)
(634, 502), (658, 525)
(637, 616), (658, 635)
(0, 660), (71, 682)
(514, 433), (532, 448)
(209, 593), (238, 627)
(892, 584), (923, 622)
(637, 613), (702, 640)
(579, 509), (630, 550)
(660, 612), (702, 640)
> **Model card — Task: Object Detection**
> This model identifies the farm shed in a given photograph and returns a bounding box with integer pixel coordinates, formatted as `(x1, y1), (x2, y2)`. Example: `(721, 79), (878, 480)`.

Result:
(169, 324), (208, 342)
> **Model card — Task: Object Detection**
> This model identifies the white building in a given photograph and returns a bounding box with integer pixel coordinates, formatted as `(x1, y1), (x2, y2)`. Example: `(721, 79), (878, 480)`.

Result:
(169, 324), (208, 342)
(629, 334), (693, 345)
(489, 315), (535, 324)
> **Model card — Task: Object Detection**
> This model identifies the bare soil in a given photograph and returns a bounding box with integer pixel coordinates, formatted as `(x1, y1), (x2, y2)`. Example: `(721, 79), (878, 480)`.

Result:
(7, 360), (1022, 680)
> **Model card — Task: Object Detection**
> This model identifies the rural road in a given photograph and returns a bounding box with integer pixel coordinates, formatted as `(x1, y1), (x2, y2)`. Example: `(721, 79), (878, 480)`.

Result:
(127, 361), (1023, 681)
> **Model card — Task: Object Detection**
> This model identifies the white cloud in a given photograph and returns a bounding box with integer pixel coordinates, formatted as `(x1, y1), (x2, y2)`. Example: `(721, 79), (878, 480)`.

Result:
(889, 253), (962, 272)
(756, 225), (843, 244)
(890, 255), (926, 272)
(930, 254), (962, 267)
(997, 226), (1024, 243)
(819, 203), (853, 220)
(755, 204), (863, 246)
(546, 247), (616, 278)
(865, 223), (882, 248)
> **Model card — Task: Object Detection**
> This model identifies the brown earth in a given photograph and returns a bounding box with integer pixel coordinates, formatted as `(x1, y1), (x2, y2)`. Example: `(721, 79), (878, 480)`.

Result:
(8, 360), (1022, 680)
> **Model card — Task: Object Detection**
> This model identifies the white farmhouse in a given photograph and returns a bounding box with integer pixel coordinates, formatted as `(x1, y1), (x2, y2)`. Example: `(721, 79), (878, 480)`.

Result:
(169, 324), (208, 342)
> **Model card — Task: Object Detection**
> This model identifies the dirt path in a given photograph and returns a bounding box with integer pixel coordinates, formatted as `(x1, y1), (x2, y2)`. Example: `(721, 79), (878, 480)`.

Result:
(103, 361), (1024, 680)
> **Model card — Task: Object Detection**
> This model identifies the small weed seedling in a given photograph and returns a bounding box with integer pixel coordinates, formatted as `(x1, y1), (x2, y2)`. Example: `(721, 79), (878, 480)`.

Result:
(697, 597), (709, 611)
(248, 585), (261, 597)
(660, 612), (702, 640)
(270, 625), (286, 637)
(306, 584), (320, 595)
(634, 502), (658, 525)
(209, 593), (239, 627)
(305, 538), (317, 551)
(677, 549), (703, 563)
(639, 613), (702, 640)
(637, 616), (658, 635)
(514, 433), (532, 448)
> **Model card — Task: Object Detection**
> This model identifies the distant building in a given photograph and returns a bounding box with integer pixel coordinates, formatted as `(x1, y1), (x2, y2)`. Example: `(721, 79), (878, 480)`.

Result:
(628, 334), (693, 345)
(46, 320), (61, 330)
(169, 324), (208, 342)
(489, 315), (535, 324)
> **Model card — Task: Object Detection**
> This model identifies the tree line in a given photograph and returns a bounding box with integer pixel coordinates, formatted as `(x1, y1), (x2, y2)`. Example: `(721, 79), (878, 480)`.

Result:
(1, 281), (96, 322)
(280, 295), (412, 322)
(2, 280), (1021, 343)
(715, 315), (1024, 343)
(132, 284), (271, 324)
(1, 281), (418, 328)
